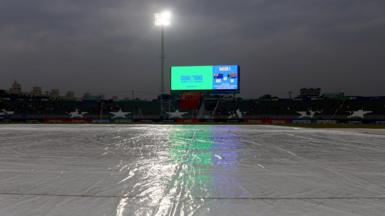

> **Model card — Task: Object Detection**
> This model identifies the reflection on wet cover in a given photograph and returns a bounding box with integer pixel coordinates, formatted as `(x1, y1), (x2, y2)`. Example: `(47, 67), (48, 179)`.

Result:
(112, 125), (242, 215)
(168, 126), (240, 195)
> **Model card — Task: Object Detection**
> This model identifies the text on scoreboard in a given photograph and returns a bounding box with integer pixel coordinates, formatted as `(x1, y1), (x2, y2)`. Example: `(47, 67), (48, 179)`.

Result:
(171, 65), (239, 91)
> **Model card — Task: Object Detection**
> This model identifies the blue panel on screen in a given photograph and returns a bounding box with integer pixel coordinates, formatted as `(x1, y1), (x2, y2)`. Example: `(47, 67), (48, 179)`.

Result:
(212, 65), (239, 90)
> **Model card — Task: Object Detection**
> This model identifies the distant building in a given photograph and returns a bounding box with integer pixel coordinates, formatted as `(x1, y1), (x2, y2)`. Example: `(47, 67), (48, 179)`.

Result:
(9, 81), (22, 95)
(83, 92), (104, 101)
(50, 89), (60, 98)
(83, 92), (92, 100)
(258, 94), (279, 101)
(322, 92), (345, 99)
(299, 88), (321, 98)
(0, 89), (7, 97)
(31, 86), (43, 96)
(64, 91), (76, 100)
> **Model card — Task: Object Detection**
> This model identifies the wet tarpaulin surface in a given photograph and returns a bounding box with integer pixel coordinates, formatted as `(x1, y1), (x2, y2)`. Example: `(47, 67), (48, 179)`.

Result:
(0, 125), (385, 216)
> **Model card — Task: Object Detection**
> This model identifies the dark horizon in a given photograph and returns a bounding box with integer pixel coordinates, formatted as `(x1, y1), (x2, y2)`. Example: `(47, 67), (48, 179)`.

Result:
(1, 0), (385, 98)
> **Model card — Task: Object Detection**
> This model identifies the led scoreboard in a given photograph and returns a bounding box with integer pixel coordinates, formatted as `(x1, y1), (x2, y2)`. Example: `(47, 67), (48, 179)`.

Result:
(171, 65), (240, 91)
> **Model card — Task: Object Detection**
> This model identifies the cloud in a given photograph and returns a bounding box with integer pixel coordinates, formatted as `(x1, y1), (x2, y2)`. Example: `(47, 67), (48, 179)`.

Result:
(0, 0), (385, 98)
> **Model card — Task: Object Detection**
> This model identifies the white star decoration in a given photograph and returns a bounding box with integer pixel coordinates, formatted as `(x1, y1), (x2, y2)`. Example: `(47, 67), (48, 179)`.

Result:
(236, 109), (243, 118)
(110, 109), (130, 119)
(297, 110), (318, 118)
(68, 109), (87, 118)
(167, 110), (188, 119)
(348, 109), (371, 119)
(228, 109), (243, 119)
(0, 109), (14, 116)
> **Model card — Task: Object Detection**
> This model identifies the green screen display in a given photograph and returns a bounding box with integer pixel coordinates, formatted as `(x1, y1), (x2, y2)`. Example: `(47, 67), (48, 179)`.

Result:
(171, 65), (239, 91)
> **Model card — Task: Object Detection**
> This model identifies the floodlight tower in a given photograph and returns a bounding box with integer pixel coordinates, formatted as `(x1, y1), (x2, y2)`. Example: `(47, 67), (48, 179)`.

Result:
(154, 10), (171, 115)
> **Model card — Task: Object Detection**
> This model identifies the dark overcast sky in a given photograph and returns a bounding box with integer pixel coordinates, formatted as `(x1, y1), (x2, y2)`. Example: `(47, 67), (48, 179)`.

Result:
(1, 0), (385, 98)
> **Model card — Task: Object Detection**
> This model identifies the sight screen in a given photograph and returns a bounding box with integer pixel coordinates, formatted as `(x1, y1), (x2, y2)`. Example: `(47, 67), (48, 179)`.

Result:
(171, 65), (239, 91)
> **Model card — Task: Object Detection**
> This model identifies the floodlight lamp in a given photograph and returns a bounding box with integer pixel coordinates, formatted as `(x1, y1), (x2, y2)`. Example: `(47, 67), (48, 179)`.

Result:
(154, 11), (171, 27)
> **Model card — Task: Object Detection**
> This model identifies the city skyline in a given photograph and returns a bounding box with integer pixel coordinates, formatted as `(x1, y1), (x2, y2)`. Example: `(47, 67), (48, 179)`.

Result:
(2, 80), (385, 100)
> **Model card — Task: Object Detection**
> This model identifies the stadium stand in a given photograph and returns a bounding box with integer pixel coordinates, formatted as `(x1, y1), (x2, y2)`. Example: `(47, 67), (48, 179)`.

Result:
(1, 90), (385, 123)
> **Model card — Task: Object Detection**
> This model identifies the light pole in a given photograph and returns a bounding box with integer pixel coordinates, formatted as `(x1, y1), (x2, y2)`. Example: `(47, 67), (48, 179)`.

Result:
(154, 10), (171, 116)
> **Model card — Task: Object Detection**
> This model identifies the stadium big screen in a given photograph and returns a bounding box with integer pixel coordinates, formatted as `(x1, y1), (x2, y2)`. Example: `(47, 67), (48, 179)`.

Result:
(171, 65), (240, 91)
